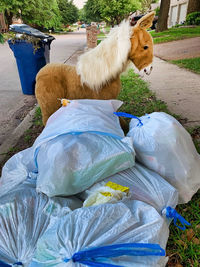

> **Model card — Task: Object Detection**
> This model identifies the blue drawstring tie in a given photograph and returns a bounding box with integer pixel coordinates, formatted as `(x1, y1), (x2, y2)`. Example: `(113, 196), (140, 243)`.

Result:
(63, 243), (165, 267)
(165, 206), (191, 230)
(113, 112), (143, 127)
(0, 261), (23, 267)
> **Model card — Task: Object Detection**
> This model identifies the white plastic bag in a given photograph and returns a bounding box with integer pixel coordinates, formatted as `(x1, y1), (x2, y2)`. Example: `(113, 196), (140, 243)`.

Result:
(0, 178), (82, 267)
(30, 201), (169, 267)
(34, 99), (135, 197)
(0, 148), (35, 197)
(127, 112), (200, 203)
(79, 162), (178, 222)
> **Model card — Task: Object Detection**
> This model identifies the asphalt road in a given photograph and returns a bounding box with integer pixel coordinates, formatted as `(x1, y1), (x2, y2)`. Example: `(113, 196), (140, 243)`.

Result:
(0, 29), (86, 146)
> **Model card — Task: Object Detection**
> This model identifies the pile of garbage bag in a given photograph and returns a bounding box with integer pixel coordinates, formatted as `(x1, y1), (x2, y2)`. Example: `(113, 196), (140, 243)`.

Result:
(0, 99), (199, 267)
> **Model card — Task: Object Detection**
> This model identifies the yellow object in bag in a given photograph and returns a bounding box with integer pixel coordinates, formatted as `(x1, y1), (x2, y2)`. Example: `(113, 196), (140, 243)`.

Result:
(83, 181), (130, 207)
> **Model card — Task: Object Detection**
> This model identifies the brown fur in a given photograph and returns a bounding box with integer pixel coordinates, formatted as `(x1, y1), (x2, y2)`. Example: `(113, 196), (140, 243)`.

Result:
(36, 12), (155, 125)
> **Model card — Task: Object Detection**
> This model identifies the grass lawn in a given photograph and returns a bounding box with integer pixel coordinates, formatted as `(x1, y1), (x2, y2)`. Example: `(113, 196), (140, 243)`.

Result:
(151, 26), (200, 44)
(97, 32), (106, 38)
(118, 70), (169, 116)
(0, 69), (199, 266)
(170, 57), (200, 75)
(97, 31), (106, 45)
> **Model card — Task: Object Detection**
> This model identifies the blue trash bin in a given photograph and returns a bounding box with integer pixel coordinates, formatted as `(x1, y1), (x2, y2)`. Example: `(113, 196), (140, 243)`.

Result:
(8, 39), (51, 95)
(8, 24), (55, 95)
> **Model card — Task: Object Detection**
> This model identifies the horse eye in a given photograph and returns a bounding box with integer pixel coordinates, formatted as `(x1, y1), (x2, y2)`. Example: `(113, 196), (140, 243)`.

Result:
(144, 45), (148, 50)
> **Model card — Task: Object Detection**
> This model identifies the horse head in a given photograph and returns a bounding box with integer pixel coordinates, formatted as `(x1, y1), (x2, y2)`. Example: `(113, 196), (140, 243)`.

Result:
(129, 12), (155, 75)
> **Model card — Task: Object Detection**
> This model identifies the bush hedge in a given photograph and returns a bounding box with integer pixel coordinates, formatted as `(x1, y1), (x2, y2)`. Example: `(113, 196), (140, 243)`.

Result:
(186, 12), (200, 25)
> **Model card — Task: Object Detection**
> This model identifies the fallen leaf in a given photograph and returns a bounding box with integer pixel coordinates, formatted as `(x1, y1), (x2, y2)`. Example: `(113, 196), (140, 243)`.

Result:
(186, 229), (195, 241)
(192, 238), (200, 245)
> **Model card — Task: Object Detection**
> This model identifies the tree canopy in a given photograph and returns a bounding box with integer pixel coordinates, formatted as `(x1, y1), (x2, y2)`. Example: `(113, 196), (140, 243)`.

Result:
(140, 0), (158, 13)
(82, 0), (141, 25)
(0, 0), (78, 29)
(83, 0), (102, 23)
(58, 0), (79, 24)
(100, 0), (141, 26)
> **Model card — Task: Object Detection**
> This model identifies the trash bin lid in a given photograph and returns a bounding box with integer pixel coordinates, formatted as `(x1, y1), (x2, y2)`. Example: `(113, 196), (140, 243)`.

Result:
(9, 24), (55, 41)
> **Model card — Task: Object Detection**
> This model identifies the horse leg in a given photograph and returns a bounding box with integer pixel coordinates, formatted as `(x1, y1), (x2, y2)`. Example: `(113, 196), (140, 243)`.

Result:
(35, 67), (66, 125)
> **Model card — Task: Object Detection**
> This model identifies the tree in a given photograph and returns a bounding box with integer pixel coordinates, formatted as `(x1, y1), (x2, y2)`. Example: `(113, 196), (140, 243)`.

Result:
(0, 0), (22, 26)
(140, 0), (158, 13)
(83, 0), (102, 23)
(100, 0), (141, 27)
(0, 0), (62, 29)
(155, 0), (170, 32)
(58, 0), (79, 24)
(78, 8), (87, 23)
(187, 0), (200, 15)
(22, 0), (62, 29)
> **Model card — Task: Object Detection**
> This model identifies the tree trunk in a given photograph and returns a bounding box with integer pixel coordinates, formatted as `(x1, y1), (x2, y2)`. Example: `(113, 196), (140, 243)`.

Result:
(111, 19), (115, 28)
(116, 15), (121, 25)
(156, 0), (170, 32)
(4, 10), (13, 26)
(187, 0), (200, 15)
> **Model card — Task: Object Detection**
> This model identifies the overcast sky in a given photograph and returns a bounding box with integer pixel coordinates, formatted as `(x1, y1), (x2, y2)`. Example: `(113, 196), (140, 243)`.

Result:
(73, 0), (86, 9)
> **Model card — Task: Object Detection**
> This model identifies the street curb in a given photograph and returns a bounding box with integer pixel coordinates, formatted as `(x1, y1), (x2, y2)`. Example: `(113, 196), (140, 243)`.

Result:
(0, 105), (37, 164)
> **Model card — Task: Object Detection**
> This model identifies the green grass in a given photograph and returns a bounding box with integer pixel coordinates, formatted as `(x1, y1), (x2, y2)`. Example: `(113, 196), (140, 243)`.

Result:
(170, 57), (200, 74)
(33, 106), (43, 126)
(118, 69), (200, 266)
(167, 191), (200, 267)
(118, 69), (169, 116)
(151, 26), (200, 44)
(97, 32), (106, 38)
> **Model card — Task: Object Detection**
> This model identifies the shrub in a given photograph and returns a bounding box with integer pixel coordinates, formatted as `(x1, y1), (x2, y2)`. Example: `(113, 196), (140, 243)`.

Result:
(186, 11), (200, 25)
(195, 17), (200, 25)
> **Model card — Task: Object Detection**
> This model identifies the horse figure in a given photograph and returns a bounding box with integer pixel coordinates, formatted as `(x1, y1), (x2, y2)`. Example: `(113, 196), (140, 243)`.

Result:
(35, 12), (155, 126)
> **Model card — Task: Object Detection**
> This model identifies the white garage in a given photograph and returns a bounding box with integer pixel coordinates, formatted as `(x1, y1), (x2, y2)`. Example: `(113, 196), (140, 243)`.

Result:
(169, 0), (189, 27)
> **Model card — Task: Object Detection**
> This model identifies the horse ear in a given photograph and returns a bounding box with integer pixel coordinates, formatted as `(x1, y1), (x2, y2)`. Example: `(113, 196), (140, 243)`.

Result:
(136, 11), (155, 29)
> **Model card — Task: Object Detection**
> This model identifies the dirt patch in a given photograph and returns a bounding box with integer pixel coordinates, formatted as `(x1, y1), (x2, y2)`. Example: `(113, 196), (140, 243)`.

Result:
(0, 95), (37, 146)
(0, 122), (43, 176)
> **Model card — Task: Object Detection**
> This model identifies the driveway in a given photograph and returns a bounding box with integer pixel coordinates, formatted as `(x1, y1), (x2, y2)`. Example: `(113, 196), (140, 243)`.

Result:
(0, 29), (86, 146)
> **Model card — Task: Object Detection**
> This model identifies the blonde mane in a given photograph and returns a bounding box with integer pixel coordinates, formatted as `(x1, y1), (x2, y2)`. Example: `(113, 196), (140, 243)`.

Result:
(76, 20), (132, 91)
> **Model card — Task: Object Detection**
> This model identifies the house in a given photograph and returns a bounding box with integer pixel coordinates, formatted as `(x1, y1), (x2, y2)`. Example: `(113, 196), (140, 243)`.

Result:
(150, 0), (189, 27)
(169, 0), (189, 27)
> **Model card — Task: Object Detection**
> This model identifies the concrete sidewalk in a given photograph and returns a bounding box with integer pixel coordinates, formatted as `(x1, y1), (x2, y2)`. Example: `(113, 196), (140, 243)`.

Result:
(143, 56), (200, 126)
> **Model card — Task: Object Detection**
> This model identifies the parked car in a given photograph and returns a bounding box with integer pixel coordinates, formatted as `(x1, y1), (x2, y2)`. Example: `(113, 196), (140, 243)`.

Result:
(130, 14), (158, 30)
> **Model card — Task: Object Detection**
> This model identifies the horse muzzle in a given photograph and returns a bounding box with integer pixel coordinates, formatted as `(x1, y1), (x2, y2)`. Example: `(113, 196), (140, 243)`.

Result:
(139, 65), (153, 76)
(144, 65), (153, 75)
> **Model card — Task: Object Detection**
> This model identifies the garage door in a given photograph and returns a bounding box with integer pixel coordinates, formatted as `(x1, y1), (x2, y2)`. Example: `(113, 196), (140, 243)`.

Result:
(179, 3), (187, 24)
(170, 5), (178, 27)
